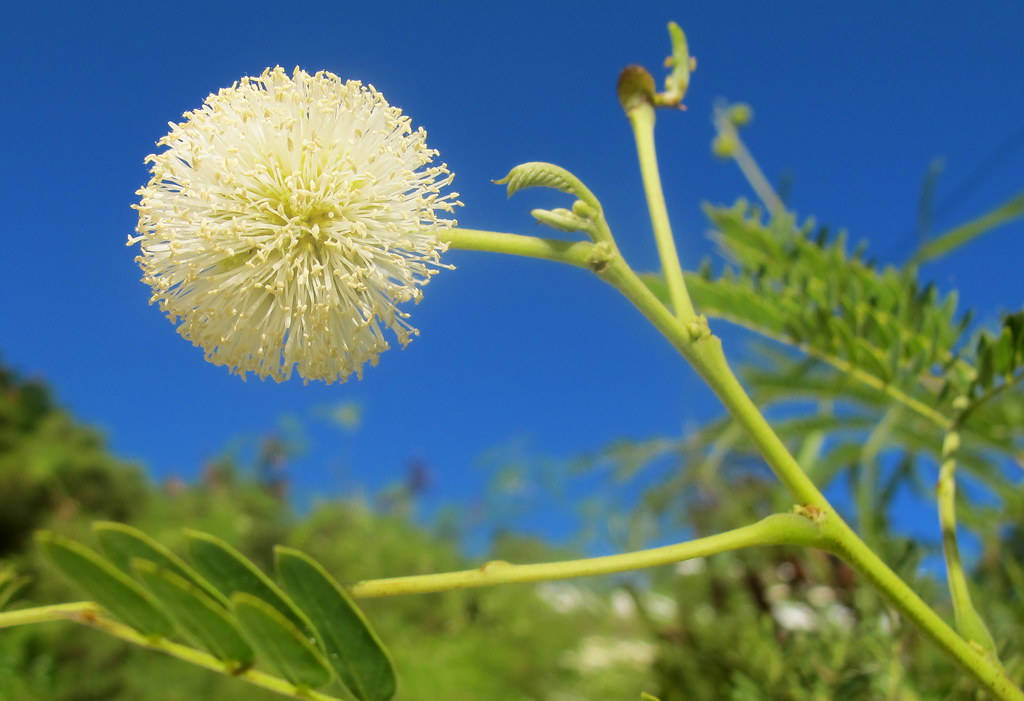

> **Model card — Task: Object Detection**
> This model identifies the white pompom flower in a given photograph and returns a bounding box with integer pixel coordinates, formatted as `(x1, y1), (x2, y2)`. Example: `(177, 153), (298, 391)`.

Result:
(131, 66), (459, 383)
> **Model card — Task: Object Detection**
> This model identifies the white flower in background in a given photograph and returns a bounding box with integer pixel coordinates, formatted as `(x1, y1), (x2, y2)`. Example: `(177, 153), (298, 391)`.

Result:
(563, 637), (657, 672)
(771, 600), (818, 632)
(610, 589), (636, 619)
(644, 592), (678, 622)
(674, 557), (706, 576)
(823, 603), (856, 631)
(536, 582), (585, 614)
(131, 66), (459, 383)
(806, 584), (836, 608)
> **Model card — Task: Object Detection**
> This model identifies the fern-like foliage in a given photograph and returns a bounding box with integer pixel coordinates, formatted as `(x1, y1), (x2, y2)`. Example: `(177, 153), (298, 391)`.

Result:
(635, 199), (1022, 534)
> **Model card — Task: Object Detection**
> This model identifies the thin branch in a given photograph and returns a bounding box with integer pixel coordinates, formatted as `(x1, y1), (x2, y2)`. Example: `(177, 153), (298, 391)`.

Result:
(625, 101), (695, 320)
(936, 430), (998, 656)
(712, 104), (784, 216)
(442, 228), (599, 269)
(697, 305), (954, 430)
(0, 602), (344, 701)
(349, 513), (825, 598)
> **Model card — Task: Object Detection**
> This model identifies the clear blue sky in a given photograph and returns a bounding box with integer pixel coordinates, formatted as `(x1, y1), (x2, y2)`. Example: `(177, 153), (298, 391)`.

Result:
(1, 2), (1022, 547)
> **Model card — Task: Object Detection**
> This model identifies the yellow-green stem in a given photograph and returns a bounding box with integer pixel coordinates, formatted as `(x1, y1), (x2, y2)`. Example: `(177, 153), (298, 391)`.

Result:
(442, 228), (598, 269)
(596, 255), (1021, 700)
(625, 103), (695, 320)
(442, 227), (1020, 697)
(712, 106), (784, 215)
(937, 430), (998, 656)
(448, 229), (952, 430)
(349, 513), (824, 598)
(856, 409), (899, 544)
(0, 602), (343, 701)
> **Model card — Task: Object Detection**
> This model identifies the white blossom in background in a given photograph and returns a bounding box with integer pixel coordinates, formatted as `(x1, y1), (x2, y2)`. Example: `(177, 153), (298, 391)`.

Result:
(771, 600), (818, 632)
(806, 584), (836, 608)
(610, 590), (636, 619)
(823, 603), (856, 631)
(563, 637), (657, 672)
(131, 67), (459, 383)
(775, 561), (797, 582)
(536, 582), (585, 614)
(674, 557), (706, 576)
(644, 592), (678, 622)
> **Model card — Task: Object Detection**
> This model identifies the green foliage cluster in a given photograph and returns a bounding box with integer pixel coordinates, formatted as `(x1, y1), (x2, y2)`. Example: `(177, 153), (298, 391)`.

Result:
(631, 466), (1024, 700)
(4, 332), (1022, 699)
(0, 364), (148, 556)
(0, 363), (655, 700)
(641, 200), (1023, 543)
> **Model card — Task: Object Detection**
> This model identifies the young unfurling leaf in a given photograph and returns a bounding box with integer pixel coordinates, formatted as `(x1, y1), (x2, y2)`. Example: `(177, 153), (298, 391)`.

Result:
(495, 162), (600, 210)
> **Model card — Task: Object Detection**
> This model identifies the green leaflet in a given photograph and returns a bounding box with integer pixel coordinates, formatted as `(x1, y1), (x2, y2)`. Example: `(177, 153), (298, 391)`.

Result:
(184, 529), (314, 639)
(276, 546), (397, 701)
(36, 531), (174, 637)
(911, 190), (1024, 265)
(0, 567), (30, 611)
(231, 593), (333, 690)
(132, 558), (254, 671)
(93, 522), (227, 607)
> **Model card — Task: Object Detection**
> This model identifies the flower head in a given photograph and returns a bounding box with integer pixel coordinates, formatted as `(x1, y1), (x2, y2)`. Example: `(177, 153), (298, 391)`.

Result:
(131, 66), (458, 383)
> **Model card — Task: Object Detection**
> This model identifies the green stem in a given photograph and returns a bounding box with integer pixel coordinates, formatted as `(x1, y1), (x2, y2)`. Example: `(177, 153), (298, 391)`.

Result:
(596, 255), (1022, 700)
(0, 602), (344, 701)
(625, 103), (695, 320)
(752, 326), (952, 430)
(957, 370), (1024, 426)
(0, 601), (97, 629)
(349, 513), (824, 598)
(441, 225), (1021, 695)
(444, 230), (954, 432)
(0, 516), (823, 690)
(442, 228), (598, 269)
(712, 105), (784, 215)
(937, 430), (999, 656)
(911, 190), (1024, 265)
(856, 409), (899, 544)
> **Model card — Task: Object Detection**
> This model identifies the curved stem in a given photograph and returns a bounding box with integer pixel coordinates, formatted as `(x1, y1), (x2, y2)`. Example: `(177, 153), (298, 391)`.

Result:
(0, 602), (344, 701)
(937, 430), (998, 656)
(597, 255), (1022, 700)
(439, 225), (1021, 698)
(349, 513), (823, 597)
(625, 103), (695, 321)
(704, 307), (953, 430)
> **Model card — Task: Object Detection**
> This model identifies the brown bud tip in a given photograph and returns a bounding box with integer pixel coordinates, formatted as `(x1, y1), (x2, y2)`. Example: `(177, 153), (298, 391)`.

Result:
(617, 65), (656, 113)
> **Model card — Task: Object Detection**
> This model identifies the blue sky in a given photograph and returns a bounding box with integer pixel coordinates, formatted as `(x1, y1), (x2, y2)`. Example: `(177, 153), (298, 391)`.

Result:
(1, 3), (1022, 548)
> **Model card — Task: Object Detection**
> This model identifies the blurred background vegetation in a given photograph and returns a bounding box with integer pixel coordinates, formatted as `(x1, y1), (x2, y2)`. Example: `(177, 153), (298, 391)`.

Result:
(1, 337), (1021, 700)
